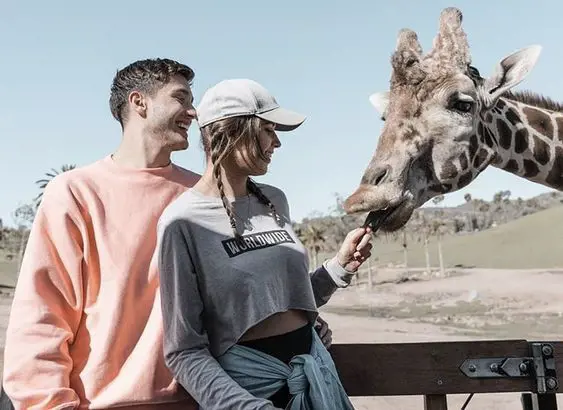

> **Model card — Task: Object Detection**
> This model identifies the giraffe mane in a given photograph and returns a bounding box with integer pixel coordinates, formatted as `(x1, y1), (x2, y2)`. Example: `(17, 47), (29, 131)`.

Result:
(502, 90), (563, 113)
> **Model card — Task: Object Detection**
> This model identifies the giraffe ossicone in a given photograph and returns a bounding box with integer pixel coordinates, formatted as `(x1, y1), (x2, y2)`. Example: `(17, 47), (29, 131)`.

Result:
(344, 7), (562, 232)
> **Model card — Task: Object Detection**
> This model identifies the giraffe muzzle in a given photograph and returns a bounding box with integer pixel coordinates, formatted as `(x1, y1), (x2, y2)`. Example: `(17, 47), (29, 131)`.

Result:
(362, 207), (394, 232)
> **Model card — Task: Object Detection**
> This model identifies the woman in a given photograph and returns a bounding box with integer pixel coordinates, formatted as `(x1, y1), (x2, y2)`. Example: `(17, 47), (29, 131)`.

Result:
(157, 79), (372, 409)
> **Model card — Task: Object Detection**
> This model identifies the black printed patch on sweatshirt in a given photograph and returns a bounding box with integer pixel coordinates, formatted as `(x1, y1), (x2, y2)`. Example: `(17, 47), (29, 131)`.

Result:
(222, 230), (295, 257)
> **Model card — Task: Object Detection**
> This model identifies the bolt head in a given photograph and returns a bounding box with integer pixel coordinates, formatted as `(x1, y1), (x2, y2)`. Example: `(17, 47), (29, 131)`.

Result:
(546, 377), (558, 390)
(542, 344), (554, 356)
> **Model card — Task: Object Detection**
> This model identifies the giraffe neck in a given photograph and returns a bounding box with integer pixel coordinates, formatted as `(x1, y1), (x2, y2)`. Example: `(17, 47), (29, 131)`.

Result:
(479, 95), (563, 191)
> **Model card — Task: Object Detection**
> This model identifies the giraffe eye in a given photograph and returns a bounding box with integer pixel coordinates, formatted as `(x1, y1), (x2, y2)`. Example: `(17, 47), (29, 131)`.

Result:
(452, 100), (474, 113)
(467, 65), (481, 79)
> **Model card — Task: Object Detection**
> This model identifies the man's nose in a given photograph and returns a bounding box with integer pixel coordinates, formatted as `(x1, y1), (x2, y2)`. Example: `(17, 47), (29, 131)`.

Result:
(187, 106), (197, 119)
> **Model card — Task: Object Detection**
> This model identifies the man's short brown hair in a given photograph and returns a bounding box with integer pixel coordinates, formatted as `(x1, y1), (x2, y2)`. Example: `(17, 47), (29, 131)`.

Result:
(109, 58), (195, 126)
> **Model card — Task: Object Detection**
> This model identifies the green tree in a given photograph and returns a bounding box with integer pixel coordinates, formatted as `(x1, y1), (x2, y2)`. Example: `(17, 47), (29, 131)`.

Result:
(34, 164), (76, 207)
(419, 214), (432, 274)
(329, 192), (346, 217)
(12, 203), (36, 272)
(295, 223), (326, 268)
(464, 193), (476, 231)
(432, 194), (445, 207)
(431, 195), (446, 276)
(430, 218), (446, 277)
(492, 190), (511, 224)
(400, 227), (408, 270)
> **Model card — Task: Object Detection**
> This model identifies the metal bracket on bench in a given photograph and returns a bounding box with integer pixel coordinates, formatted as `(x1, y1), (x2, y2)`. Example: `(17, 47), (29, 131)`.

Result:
(459, 343), (558, 394)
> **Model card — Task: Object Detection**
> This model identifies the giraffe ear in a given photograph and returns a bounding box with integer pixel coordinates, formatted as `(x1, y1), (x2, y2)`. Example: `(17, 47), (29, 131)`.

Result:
(369, 92), (390, 120)
(482, 45), (542, 106)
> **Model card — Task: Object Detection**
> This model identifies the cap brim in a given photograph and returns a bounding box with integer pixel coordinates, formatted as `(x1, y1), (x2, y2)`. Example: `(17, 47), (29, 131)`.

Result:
(256, 107), (306, 132)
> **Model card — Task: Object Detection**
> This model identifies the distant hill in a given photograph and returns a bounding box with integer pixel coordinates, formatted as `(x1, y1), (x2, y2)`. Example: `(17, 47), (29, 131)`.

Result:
(364, 205), (563, 269)
(295, 190), (563, 271)
(295, 190), (563, 251)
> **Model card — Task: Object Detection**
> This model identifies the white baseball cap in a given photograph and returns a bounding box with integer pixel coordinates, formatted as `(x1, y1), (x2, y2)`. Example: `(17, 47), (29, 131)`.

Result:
(196, 79), (306, 131)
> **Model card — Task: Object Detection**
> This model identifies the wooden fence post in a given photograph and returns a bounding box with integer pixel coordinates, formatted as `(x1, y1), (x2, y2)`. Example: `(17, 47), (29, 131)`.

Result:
(424, 394), (448, 410)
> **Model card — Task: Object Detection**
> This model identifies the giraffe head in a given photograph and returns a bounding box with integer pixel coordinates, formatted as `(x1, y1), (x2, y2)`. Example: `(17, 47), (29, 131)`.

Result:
(344, 7), (542, 231)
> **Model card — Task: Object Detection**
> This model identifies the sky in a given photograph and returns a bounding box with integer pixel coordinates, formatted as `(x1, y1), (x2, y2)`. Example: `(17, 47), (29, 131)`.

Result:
(1, 0), (561, 227)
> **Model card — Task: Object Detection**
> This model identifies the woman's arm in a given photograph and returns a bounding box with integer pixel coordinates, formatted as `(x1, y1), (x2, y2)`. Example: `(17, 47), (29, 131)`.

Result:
(157, 220), (279, 410)
(309, 228), (373, 307)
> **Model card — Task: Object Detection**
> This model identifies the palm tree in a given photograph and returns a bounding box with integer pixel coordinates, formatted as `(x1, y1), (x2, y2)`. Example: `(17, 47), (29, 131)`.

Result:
(432, 194), (445, 207)
(431, 195), (446, 276)
(295, 223), (326, 268)
(477, 200), (492, 229)
(420, 214), (432, 275)
(464, 193), (475, 231)
(34, 164), (76, 207)
(400, 227), (408, 269)
(430, 218), (446, 277)
(492, 190), (511, 223)
(12, 203), (36, 272)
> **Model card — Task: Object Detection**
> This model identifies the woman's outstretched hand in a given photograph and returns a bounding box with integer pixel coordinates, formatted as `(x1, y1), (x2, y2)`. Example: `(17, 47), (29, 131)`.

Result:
(336, 227), (373, 272)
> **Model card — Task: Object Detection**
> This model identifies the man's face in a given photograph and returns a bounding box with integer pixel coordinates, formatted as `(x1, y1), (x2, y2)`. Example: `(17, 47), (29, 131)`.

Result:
(145, 74), (196, 152)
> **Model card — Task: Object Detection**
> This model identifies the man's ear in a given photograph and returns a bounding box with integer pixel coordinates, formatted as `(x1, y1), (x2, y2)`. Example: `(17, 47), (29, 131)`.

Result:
(482, 45), (542, 107)
(369, 91), (389, 120)
(129, 90), (147, 118)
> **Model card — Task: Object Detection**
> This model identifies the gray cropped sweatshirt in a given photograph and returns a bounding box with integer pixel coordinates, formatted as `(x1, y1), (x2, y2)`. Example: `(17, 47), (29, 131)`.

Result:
(156, 184), (354, 409)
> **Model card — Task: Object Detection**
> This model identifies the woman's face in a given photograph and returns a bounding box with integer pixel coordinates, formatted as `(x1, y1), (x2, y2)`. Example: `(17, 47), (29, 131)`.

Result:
(256, 121), (281, 172)
(227, 120), (281, 176)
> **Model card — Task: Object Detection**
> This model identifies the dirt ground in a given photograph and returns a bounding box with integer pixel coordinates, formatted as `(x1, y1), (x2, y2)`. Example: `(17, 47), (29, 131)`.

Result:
(1, 267), (563, 409)
(320, 267), (563, 409)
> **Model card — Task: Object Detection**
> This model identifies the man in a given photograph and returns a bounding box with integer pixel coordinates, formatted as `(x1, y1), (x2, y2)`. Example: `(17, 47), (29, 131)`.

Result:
(2, 58), (339, 409)
(3, 58), (201, 409)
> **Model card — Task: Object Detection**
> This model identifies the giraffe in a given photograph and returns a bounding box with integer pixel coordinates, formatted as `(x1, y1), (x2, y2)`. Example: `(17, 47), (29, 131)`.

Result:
(343, 7), (563, 232)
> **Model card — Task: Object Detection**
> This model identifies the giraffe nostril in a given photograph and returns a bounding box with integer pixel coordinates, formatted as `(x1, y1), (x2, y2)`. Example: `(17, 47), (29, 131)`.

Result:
(365, 166), (390, 186)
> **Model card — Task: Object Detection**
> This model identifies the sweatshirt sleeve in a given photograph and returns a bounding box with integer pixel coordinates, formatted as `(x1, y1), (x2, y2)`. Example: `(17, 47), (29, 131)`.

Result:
(308, 257), (354, 307)
(3, 177), (85, 409)
(270, 186), (354, 308)
(157, 219), (279, 410)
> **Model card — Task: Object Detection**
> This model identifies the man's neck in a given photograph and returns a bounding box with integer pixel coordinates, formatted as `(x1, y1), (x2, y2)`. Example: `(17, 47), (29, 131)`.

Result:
(112, 130), (171, 169)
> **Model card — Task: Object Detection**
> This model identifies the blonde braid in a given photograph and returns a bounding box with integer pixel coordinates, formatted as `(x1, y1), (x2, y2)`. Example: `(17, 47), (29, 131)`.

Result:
(246, 179), (283, 227)
(209, 132), (241, 238)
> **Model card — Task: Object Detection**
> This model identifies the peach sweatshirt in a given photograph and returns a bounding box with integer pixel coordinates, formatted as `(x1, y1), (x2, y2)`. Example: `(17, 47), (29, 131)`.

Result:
(3, 156), (200, 409)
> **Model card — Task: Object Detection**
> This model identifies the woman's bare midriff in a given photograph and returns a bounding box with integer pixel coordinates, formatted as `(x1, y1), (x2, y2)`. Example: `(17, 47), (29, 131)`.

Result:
(239, 309), (310, 342)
